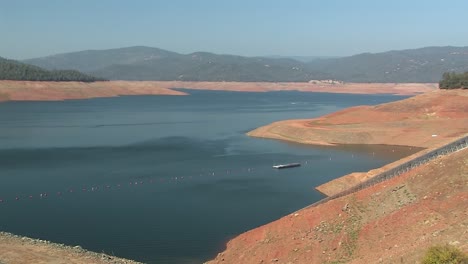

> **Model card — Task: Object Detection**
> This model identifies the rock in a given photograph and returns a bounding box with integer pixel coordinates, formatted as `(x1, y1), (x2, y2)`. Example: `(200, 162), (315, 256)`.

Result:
(342, 203), (349, 211)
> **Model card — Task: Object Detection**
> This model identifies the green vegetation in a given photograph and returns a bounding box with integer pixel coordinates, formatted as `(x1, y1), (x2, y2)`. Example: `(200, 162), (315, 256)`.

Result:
(0, 57), (106, 82)
(422, 245), (468, 264)
(23, 46), (468, 82)
(25, 47), (327, 82)
(439, 72), (468, 89)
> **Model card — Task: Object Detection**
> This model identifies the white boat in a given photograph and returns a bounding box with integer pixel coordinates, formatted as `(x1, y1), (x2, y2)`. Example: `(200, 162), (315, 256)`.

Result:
(272, 163), (301, 169)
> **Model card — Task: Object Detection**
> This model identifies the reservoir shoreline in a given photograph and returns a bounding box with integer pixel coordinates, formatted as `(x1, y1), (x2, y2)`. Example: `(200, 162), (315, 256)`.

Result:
(247, 89), (467, 196)
(208, 89), (468, 263)
(1, 84), (466, 263)
(0, 80), (436, 102)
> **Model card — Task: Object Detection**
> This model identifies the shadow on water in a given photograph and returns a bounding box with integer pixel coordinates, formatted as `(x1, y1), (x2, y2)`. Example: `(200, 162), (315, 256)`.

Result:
(253, 137), (423, 159)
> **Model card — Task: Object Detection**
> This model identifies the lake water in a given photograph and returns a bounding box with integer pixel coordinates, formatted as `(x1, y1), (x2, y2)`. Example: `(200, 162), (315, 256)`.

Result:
(0, 90), (417, 263)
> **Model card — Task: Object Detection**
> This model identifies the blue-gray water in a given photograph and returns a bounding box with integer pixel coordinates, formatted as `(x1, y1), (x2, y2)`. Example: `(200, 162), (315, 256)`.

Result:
(0, 90), (417, 263)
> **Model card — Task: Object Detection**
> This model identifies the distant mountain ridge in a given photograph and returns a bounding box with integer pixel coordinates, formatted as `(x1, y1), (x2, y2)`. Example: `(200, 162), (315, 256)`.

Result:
(24, 46), (328, 82)
(24, 46), (180, 73)
(307, 46), (468, 82)
(23, 46), (468, 82)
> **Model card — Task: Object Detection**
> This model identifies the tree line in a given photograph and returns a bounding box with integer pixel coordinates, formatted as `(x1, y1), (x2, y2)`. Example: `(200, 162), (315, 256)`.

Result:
(0, 57), (106, 82)
(439, 72), (468, 89)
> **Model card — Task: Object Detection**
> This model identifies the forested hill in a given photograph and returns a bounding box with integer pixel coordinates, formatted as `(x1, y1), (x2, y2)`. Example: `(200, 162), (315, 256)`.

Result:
(307, 46), (468, 83)
(24, 46), (328, 82)
(23, 46), (468, 82)
(0, 57), (106, 82)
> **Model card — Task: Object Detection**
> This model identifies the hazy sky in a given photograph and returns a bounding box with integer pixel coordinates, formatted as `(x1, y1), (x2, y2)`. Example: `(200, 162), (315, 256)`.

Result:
(1, 0), (468, 60)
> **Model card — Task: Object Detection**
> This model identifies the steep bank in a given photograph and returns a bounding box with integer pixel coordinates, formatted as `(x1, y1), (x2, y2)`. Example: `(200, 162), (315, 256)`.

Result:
(207, 147), (468, 264)
(0, 232), (142, 264)
(0, 81), (436, 102)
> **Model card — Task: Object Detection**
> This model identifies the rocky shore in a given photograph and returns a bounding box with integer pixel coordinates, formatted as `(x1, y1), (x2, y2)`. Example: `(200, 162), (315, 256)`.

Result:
(0, 232), (142, 264)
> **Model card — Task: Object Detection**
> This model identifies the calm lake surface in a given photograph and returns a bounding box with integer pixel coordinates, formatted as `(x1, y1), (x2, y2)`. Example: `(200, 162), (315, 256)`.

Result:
(0, 90), (418, 263)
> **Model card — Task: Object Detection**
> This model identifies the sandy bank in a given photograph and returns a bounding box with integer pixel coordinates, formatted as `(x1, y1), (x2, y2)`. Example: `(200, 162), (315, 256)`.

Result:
(0, 81), (436, 102)
(0, 232), (142, 264)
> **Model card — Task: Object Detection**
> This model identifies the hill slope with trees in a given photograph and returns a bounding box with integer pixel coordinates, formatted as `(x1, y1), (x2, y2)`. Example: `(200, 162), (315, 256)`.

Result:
(22, 46), (468, 82)
(439, 72), (468, 89)
(0, 57), (105, 82)
(307, 46), (468, 83)
(24, 47), (328, 82)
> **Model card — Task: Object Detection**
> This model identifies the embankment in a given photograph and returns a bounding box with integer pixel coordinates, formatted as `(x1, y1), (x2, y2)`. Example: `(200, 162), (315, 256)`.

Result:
(0, 81), (436, 102)
(207, 147), (468, 264)
(0, 232), (142, 264)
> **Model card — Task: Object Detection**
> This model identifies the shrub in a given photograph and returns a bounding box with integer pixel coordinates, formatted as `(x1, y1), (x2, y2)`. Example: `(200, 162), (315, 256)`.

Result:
(439, 72), (468, 89)
(422, 245), (468, 264)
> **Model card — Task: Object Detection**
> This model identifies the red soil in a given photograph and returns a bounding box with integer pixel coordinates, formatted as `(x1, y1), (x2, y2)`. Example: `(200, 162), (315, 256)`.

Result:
(248, 89), (468, 148)
(207, 148), (468, 264)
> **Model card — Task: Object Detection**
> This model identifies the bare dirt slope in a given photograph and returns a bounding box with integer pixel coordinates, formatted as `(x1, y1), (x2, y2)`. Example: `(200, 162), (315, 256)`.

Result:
(248, 89), (468, 149)
(0, 81), (187, 101)
(316, 135), (466, 197)
(0, 232), (142, 264)
(0, 81), (435, 102)
(207, 147), (468, 264)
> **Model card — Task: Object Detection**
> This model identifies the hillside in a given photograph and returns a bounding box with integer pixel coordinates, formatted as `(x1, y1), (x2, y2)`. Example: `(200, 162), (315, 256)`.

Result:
(208, 146), (468, 264)
(23, 46), (468, 82)
(307, 46), (468, 82)
(92, 52), (326, 82)
(24, 46), (180, 73)
(24, 46), (327, 82)
(209, 90), (468, 263)
(0, 57), (105, 82)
